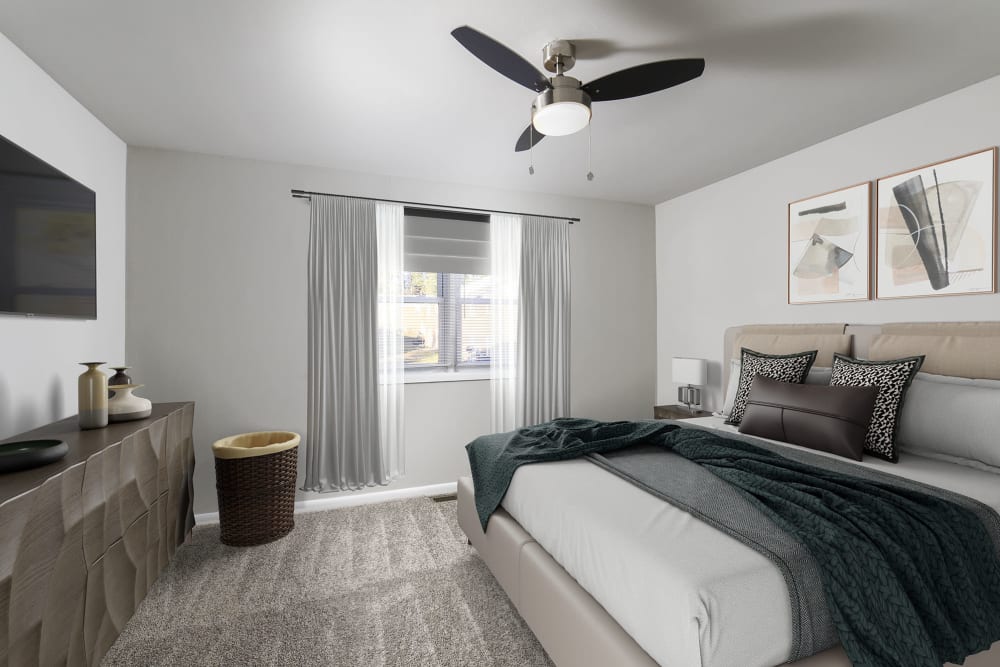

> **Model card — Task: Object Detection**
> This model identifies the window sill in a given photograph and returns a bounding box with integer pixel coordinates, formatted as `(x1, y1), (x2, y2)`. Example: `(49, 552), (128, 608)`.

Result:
(404, 369), (491, 384)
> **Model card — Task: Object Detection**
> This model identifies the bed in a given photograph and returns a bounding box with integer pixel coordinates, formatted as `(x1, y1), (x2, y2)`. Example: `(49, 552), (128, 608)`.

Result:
(457, 322), (1000, 667)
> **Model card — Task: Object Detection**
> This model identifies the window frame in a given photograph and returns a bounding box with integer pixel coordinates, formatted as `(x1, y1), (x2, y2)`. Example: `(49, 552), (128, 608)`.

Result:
(402, 271), (491, 382)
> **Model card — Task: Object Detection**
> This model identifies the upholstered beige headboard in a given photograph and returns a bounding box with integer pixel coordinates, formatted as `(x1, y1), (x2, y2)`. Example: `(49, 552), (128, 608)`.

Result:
(722, 322), (1000, 389)
(722, 324), (849, 389)
(859, 322), (1000, 379)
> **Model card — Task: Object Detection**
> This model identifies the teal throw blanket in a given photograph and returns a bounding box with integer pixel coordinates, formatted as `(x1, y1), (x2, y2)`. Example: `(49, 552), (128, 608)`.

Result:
(466, 418), (675, 530)
(465, 419), (1000, 667)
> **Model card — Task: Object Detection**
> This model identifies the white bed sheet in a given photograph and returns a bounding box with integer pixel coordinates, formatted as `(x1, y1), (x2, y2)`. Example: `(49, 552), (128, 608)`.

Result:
(500, 416), (1000, 667)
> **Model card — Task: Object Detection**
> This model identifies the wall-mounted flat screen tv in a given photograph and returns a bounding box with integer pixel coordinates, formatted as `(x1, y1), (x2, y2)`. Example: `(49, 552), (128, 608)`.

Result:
(0, 134), (96, 318)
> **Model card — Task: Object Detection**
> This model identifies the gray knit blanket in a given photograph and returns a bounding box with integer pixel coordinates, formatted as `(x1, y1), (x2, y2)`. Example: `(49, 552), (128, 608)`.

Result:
(588, 423), (1000, 665)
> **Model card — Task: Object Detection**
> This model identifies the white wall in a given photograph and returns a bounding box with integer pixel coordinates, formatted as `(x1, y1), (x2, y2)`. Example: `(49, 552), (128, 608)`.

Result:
(126, 148), (656, 514)
(0, 33), (126, 439)
(656, 74), (1000, 410)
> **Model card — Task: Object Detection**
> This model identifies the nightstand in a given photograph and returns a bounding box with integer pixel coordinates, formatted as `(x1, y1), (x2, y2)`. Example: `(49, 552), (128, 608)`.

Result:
(654, 404), (713, 420)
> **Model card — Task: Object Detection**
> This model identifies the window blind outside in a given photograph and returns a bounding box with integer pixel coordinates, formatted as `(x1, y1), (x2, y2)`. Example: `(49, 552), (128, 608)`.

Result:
(404, 215), (489, 275)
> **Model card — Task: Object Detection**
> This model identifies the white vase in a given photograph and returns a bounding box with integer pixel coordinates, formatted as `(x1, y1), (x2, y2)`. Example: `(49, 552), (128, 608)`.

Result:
(107, 384), (152, 422)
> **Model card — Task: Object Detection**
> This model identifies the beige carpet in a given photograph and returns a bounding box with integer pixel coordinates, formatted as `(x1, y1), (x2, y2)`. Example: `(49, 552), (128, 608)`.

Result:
(102, 498), (553, 666)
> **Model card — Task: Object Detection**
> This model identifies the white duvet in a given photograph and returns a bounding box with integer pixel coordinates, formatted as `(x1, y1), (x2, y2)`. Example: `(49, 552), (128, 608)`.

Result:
(499, 417), (1000, 667)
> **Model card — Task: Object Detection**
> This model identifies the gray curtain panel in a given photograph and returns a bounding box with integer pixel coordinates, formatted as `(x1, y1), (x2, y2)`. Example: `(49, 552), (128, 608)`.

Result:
(304, 195), (384, 492)
(517, 216), (571, 424)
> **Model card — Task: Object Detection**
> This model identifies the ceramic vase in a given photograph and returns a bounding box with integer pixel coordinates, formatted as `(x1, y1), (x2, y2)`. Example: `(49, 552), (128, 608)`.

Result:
(107, 384), (152, 422)
(78, 362), (109, 430)
(107, 366), (132, 398)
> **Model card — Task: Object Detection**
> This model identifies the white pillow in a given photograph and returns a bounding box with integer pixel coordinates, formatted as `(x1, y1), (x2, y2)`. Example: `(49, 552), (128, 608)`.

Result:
(719, 360), (831, 417)
(720, 359), (741, 416)
(896, 372), (1000, 472)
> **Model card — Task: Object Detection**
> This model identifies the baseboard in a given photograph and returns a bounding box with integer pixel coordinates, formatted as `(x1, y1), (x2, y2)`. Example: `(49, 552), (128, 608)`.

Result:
(193, 481), (458, 525)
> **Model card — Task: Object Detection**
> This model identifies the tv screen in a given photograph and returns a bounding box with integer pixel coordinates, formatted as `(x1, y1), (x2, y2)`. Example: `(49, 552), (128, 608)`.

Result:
(0, 134), (96, 318)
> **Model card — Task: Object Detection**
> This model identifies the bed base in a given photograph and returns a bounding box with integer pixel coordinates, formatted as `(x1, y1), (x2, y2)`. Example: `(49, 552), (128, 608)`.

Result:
(457, 477), (1000, 667)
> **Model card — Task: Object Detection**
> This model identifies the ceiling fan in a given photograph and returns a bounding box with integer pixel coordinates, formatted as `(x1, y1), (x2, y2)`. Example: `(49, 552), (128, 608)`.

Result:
(451, 26), (705, 153)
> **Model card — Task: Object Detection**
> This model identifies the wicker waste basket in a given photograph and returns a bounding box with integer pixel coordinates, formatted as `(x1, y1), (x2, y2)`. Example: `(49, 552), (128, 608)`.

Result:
(212, 431), (300, 546)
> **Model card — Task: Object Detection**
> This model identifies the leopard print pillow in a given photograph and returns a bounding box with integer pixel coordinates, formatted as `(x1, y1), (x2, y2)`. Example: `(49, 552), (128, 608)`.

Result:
(829, 353), (925, 462)
(725, 348), (817, 426)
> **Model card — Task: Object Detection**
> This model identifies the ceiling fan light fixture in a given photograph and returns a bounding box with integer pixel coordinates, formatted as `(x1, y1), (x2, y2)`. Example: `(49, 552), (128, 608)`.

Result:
(450, 27), (706, 153)
(533, 101), (591, 136)
(531, 77), (591, 137)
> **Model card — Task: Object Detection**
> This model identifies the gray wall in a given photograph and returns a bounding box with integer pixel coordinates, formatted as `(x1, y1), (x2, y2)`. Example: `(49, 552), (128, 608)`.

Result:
(0, 32), (126, 439)
(656, 74), (1000, 409)
(126, 148), (656, 513)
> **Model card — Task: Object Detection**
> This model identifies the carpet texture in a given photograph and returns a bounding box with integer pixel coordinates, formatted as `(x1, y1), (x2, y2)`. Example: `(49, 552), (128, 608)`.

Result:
(102, 498), (553, 666)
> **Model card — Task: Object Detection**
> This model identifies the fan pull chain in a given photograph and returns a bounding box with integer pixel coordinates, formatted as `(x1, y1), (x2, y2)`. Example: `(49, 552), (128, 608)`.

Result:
(586, 122), (594, 181)
(529, 111), (535, 175)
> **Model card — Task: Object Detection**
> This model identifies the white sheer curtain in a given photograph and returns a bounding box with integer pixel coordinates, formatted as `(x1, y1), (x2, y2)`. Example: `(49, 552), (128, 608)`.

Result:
(518, 216), (571, 425)
(490, 213), (522, 432)
(304, 195), (404, 492)
(376, 202), (405, 480)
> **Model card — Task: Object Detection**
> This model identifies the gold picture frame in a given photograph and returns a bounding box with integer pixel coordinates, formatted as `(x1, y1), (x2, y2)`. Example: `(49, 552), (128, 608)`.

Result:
(788, 182), (872, 305)
(875, 147), (997, 300)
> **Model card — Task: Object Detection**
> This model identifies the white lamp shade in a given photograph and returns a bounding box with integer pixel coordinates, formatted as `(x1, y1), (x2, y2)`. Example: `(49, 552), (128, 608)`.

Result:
(532, 101), (591, 136)
(672, 357), (707, 386)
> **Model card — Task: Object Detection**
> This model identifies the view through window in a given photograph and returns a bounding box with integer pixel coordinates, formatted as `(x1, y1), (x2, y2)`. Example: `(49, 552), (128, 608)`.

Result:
(402, 271), (492, 373)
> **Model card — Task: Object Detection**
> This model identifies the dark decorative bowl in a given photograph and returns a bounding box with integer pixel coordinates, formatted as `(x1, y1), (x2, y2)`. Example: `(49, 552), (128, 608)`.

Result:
(0, 439), (69, 473)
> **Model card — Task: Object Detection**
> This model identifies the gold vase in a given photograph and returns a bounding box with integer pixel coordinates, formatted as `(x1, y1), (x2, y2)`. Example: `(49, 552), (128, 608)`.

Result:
(78, 362), (108, 430)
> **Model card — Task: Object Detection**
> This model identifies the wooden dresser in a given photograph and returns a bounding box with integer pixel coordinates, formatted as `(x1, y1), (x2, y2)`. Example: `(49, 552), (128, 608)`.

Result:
(0, 402), (195, 666)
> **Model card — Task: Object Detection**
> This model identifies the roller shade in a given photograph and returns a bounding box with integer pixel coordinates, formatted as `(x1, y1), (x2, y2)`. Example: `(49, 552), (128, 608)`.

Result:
(404, 211), (489, 275)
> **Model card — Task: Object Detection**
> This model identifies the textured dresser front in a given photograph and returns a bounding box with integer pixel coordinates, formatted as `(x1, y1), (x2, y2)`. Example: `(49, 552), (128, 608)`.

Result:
(0, 402), (195, 667)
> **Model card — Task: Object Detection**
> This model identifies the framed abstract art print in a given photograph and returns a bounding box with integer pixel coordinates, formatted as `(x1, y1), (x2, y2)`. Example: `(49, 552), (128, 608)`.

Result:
(788, 182), (871, 304)
(876, 148), (997, 299)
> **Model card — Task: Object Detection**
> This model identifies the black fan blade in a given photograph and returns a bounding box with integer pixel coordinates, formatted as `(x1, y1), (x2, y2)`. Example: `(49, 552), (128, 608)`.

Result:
(452, 26), (550, 93)
(515, 125), (546, 152)
(582, 58), (705, 102)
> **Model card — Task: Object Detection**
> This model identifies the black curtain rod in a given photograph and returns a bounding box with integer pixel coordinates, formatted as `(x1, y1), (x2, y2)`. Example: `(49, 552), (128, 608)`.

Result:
(290, 189), (578, 224)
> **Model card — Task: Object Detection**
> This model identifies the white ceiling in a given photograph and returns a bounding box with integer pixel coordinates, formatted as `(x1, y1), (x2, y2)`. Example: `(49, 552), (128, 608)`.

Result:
(2, 0), (1000, 205)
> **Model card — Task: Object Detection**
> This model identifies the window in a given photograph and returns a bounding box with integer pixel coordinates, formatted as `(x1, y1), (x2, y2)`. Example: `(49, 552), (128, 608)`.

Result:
(401, 207), (491, 381)
(402, 271), (492, 377)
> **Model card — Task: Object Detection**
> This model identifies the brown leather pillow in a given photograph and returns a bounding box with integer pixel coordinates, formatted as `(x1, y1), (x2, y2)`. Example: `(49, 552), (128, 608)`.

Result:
(738, 375), (878, 461)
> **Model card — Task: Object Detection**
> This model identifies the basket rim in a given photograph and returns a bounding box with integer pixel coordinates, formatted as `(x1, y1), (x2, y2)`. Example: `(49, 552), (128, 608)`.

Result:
(212, 431), (300, 459)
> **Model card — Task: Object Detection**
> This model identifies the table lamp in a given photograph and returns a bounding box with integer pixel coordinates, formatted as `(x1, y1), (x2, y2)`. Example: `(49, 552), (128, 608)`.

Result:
(672, 357), (707, 412)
